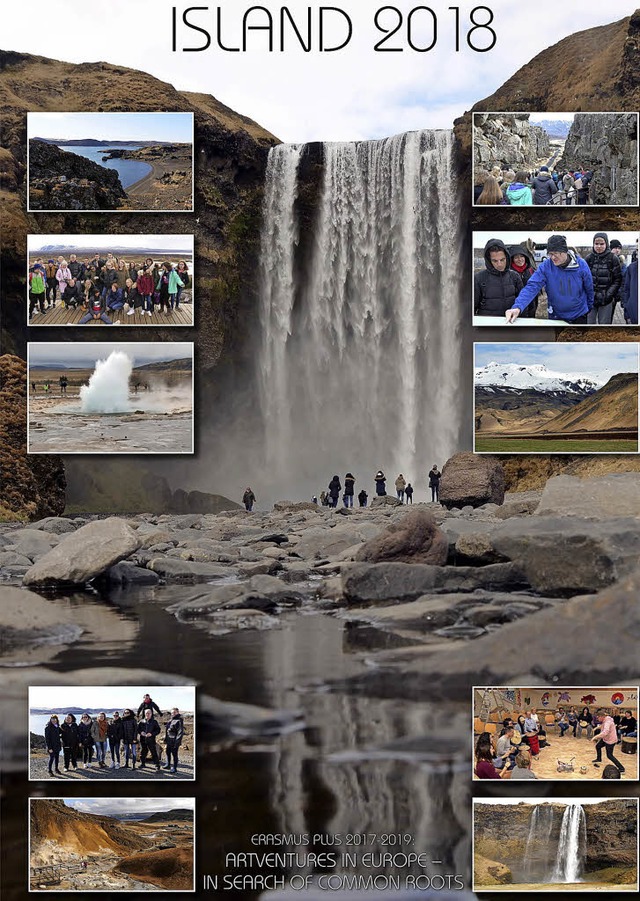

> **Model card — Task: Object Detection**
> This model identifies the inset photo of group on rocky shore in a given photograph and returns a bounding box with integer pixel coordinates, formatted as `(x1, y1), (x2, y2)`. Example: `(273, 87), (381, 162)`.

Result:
(473, 798), (638, 893)
(27, 112), (194, 212)
(473, 112), (639, 207)
(473, 686), (638, 782)
(474, 342), (639, 454)
(473, 231), (638, 326)
(29, 797), (195, 891)
(29, 686), (195, 781)
(27, 342), (194, 454)
(27, 234), (194, 327)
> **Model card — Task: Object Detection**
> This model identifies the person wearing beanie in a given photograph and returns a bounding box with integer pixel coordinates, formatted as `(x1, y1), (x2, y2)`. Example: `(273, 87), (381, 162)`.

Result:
(506, 235), (594, 324)
(531, 167), (558, 205)
(585, 233), (623, 324)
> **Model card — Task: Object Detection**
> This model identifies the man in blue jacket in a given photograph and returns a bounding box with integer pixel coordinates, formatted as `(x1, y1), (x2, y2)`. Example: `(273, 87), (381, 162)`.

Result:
(505, 235), (594, 324)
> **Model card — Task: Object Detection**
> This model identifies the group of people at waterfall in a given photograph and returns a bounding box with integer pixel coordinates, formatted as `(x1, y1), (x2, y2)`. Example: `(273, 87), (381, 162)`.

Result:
(475, 234), (638, 325)
(317, 467), (442, 508)
(42, 693), (186, 776)
(28, 253), (191, 323)
(475, 707), (637, 780)
(474, 165), (594, 207)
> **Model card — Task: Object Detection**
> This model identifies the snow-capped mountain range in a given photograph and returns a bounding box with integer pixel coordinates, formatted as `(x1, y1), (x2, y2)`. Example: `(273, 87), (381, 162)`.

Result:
(474, 362), (609, 394)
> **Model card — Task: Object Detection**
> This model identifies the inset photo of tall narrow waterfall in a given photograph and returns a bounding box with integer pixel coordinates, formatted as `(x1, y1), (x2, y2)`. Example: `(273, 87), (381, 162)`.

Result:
(472, 798), (639, 892)
(473, 112), (639, 207)
(472, 231), (639, 326)
(474, 342), (640, 454)
(27, 342), (194, 454)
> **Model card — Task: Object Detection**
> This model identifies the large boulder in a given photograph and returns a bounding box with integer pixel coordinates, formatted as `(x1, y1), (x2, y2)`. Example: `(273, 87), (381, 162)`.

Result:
(370, 495), (402, 507)
(356, 509), (448, 565)
(23, 518), (142, 586)
(0, 355), (66, 521)
(273, 501), (321, 513)
(535, 473), (640, 520)
(490, 515), (640, 595)
(439, 453), (505, 509)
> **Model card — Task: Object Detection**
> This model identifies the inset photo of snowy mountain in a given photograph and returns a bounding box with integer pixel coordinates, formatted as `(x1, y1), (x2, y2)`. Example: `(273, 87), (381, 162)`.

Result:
(474, 343), (639, 454)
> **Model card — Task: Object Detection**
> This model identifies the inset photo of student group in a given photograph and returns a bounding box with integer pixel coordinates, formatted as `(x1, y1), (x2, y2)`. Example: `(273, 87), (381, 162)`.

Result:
(28, 234), (194, 327)
(473, 111), (638, 207)
(29, 685), (195, 781)
(473, 231), (638, 326)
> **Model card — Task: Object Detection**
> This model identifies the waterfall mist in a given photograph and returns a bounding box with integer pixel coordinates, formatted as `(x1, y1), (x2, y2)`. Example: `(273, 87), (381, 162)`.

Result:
(254, 130), (468, 502)
(80, 351), (133, 413)
(552, 804), (586, 883)
(523, 805), (555, 882)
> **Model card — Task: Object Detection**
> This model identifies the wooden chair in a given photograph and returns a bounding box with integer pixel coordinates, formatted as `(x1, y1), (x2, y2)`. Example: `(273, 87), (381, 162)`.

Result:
(545, 713), (557, 732)
(484, 722), (497, 735)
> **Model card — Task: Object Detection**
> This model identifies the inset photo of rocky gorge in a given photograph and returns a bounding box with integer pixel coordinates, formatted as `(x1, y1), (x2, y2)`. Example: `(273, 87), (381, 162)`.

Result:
(474, 342), (639, 454)
(29, 797), (195, 891)
(473, 798), (638, 892)
(27, 112), (193, 212)
(473, 112), (638, 207)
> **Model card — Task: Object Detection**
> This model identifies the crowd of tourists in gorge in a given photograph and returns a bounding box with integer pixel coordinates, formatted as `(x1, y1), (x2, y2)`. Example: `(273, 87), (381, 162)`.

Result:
(475, 233), (638, 324)
(474, 165), (596, 206)
(475, 708), (637, 781)
(42, 694), (186, 776)
(28, 252), (190, 322)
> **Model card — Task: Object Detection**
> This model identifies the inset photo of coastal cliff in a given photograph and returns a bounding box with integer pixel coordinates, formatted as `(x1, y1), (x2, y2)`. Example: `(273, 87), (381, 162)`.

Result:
(27, 234), (194, 327)
(29, 797), (195, 891)
(473, 112), (639, 207)
(29, 685), (195, 781)
(27, 112), (194, 212)
(473, 231), (638, 326)
(27, 342), (194, 454)
(474, 343), (639, 454)
(473, 798), (639, 893)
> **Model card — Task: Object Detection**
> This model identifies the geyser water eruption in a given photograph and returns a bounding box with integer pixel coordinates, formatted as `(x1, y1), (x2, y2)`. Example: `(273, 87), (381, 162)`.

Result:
(80, 351), (133, 413)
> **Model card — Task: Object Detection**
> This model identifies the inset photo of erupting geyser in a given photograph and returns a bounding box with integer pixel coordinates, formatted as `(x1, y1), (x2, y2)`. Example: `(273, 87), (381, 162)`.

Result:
(27, 342), (194, 454)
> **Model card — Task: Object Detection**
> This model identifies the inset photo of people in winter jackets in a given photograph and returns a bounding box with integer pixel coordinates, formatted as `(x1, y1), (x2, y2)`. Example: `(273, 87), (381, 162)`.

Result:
(29, 685), (195, 781)
(473, 112), (638, 208)
(27, 234), (194, 327)
(473, 231), (639, 326)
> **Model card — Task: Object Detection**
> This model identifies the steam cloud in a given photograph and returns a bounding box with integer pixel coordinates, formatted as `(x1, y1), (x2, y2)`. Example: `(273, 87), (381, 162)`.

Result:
(80, 351), (133, 413)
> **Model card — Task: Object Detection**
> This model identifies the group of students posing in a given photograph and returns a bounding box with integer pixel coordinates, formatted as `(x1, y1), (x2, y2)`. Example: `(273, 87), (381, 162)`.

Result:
(475, 165), (594, 207)
(317, 467), (442, 508)
(475, 234), (638, 325)
(28, 253), (190, 324)
(42, 695), (186, 776)
(475, 707), (636, 780)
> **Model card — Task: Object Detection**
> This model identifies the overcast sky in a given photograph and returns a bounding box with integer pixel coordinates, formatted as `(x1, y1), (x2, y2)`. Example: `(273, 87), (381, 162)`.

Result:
(475, 798), (625, 807)
(28, 234), (193, 253)
(6, 1), (638, 141)
(29, 342), (193, 368)
(28, 112), (193, 143)
(62, 798), (195, 816)
(30, 685), (195, 712)
(475, 343), (640, 378)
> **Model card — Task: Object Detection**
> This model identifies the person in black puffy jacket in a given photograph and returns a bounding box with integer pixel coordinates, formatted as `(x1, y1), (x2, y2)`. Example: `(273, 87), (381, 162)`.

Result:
(585, 233), (622, 324)
(44, 715), (62, 775)
(121, 708), (138, 769)
(163, 709), (185, 773)
(474, 240), (523, 316)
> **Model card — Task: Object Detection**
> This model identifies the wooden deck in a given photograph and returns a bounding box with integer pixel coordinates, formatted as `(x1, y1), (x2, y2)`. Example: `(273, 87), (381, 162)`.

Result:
(29, 302), (193, 327)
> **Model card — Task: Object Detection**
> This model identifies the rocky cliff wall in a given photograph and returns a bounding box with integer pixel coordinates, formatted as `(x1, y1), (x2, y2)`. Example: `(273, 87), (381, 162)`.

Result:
(562, 112), (638, 204)
(473, 113), (550, 171)
(28, 139), (127, 210)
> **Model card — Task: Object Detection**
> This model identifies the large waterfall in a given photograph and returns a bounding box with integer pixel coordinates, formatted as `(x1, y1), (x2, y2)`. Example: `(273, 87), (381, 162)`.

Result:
(523, 804), (555, 881)
(552, 804), (586, 883)
(257, 130), (466, 500)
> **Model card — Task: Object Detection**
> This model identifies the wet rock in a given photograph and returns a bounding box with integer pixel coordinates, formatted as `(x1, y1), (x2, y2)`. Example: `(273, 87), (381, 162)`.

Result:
(356, 509), (448, 565)
(493, 491), (541, 519)
(261, 546), (288, 560)
(5, 529), (58, 561)
(248, 532), (289, 545)
(0, 551), (34, 567)
(0, 586), (83, 652)
(371, 495), (402, 507)
(454, 532), (505, 565)
(439, 453), (505, 509)
(147, 557), (232, 583)
(342, 561), (527, 604)
(23, 518), (142, 586)
(490, 515), (640, 595)
(106, 562), (160, 585)
(135, 526), (174, 549)
(534, 473), (640, 520)
(167, 584), (249, 618)
(294, 526), (370, 560)
(30, 517), (77, 534)
(201, 608), (280, 633)
(237, 561), (281, 577)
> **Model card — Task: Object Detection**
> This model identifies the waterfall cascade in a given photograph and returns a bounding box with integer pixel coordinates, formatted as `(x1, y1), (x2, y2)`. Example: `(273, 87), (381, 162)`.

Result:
(552, 804), (587, 883)
(257, 130), (467, 500)
(523, 805), (555, 881)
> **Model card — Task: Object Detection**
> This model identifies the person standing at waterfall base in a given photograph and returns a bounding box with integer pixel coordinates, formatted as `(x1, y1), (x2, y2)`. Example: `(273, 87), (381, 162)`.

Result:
(405, 483), (414, 504)
(358, 489), (368, 507)
(375, 471), (386, 496)
(592, 709), (625, 774)
(395, 474), (406, 502)
(328, 476), (341, 508)
(428, 466), (441, 503)
(242, 488), (256, 512)
(343, 473), (355, 507)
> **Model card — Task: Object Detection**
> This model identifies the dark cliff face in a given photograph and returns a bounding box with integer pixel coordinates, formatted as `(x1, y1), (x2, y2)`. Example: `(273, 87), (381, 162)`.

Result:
(28, 139), (127, 210)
